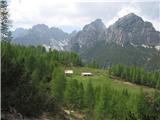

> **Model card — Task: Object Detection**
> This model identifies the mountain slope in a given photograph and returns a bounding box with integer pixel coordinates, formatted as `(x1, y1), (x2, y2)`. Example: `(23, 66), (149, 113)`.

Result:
(74, 13), (160, 69)
(69, 19), (107, 52)
(12, 13), (160, 69)
(106, 13), (160, 46)
(12, 24), (70, 51)
(81, 41), (160, 69)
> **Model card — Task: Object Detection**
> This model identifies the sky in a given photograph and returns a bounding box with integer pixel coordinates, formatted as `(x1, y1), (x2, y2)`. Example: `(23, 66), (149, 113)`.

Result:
(8, 0), (160, 33)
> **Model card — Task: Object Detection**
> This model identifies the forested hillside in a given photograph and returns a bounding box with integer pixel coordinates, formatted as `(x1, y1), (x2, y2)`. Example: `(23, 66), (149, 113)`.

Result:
(12, 13), (160, 70)
(65, 67), (160, 120)
(81, 42), (160, 70)
(1, 41), (82, 119)
(1, 0), (160, 119)
(2, 41), (160, 120)
(109, 64), (160, 89)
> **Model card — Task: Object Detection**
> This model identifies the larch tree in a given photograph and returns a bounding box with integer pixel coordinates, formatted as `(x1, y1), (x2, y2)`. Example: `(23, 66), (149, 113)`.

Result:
(65, 79), (79, 108)
(51, 68), (66, 103)
(77, 82), (84, 108)
(84, 80), (95, 109)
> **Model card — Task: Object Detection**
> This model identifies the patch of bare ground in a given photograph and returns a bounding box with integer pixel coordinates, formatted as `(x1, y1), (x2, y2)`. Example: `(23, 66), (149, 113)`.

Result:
(63, 109), (85, 120)
(1, 107), (70, 120)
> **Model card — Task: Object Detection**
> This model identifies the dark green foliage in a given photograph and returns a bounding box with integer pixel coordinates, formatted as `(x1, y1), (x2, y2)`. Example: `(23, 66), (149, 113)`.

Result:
(1, 41), (82, 117)
(14, 83), (55, 117)
(87, 59), (100, 69)
(125, 111), (137, 120)
(1, 43), (53, 117)
(109, 64), (160, 89)
(48, 49), (82, 67)
(2, 40), (160, 119)
(145, 53), (160, 71)
(1, 43), (24, 108)
(81, 42), (160, 70)
(137, 90), (160, 120)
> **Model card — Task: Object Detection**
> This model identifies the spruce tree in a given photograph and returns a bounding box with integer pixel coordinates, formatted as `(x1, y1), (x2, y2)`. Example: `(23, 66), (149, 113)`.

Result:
(0, 0), (12, 42)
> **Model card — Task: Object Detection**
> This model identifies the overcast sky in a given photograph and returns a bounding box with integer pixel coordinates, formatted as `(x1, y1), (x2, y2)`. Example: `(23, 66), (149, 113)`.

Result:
(8, 0), (160, 33)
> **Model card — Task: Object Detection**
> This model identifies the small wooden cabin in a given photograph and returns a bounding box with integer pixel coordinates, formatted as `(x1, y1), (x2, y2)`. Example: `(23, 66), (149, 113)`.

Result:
(81, 72), (92, 76)
(65, 70), (74, 76)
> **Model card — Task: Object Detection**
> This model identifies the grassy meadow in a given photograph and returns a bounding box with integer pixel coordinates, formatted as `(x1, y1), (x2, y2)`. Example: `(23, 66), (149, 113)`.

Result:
(66, 67), (155, 93)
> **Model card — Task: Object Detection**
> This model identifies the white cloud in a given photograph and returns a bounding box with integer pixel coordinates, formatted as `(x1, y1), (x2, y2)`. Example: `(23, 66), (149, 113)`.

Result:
(140, 14), (160, 31)
(105, 2), (160, 31)
(106, 6), (140, 27)
(9, 0), (81, 29)
(9, 0), (160, 32)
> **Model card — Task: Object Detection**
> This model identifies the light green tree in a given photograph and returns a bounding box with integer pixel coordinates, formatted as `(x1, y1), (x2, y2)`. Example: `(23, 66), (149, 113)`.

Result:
(51, 68), (66, 103)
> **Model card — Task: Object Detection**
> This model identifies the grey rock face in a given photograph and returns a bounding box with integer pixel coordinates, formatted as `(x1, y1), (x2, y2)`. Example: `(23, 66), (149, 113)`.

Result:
(12, 24), (69, 51)
(70, 19), (107, 52)
(70, 13), (160, 52)
(12, 13), (160, 52)
(106, 13), (160, 46)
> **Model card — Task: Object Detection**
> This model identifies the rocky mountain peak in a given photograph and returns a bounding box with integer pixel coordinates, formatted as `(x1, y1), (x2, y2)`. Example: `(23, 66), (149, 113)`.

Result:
(122, 13), (142, 20)
(106, 13), (160, 46)
(12, 13), (160, 52)
(111, 13), (143, 30)
(83, 18), (106, 32)
(70, 19), (107, 52)
(12, 24), (70, 51)
(118, 13), (143, 22)
(32, 24), (49, 31)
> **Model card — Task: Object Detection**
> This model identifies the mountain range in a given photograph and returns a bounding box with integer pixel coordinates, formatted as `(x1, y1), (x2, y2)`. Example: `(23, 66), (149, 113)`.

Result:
(12, 24), (70, 50)
(12, 13), (160, 69)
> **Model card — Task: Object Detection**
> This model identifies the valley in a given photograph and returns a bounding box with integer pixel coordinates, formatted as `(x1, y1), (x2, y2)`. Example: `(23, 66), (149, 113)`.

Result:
(2, 42), (160, 120)
(1, 0), (160, 119)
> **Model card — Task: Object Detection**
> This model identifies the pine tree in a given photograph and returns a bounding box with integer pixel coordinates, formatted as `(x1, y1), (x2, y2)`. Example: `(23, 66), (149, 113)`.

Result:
(0, 0), (12, 42)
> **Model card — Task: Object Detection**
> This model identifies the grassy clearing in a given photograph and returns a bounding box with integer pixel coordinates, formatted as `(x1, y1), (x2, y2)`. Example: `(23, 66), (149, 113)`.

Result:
(65, 67), (155, 94)
(64, 67), (158, 117)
